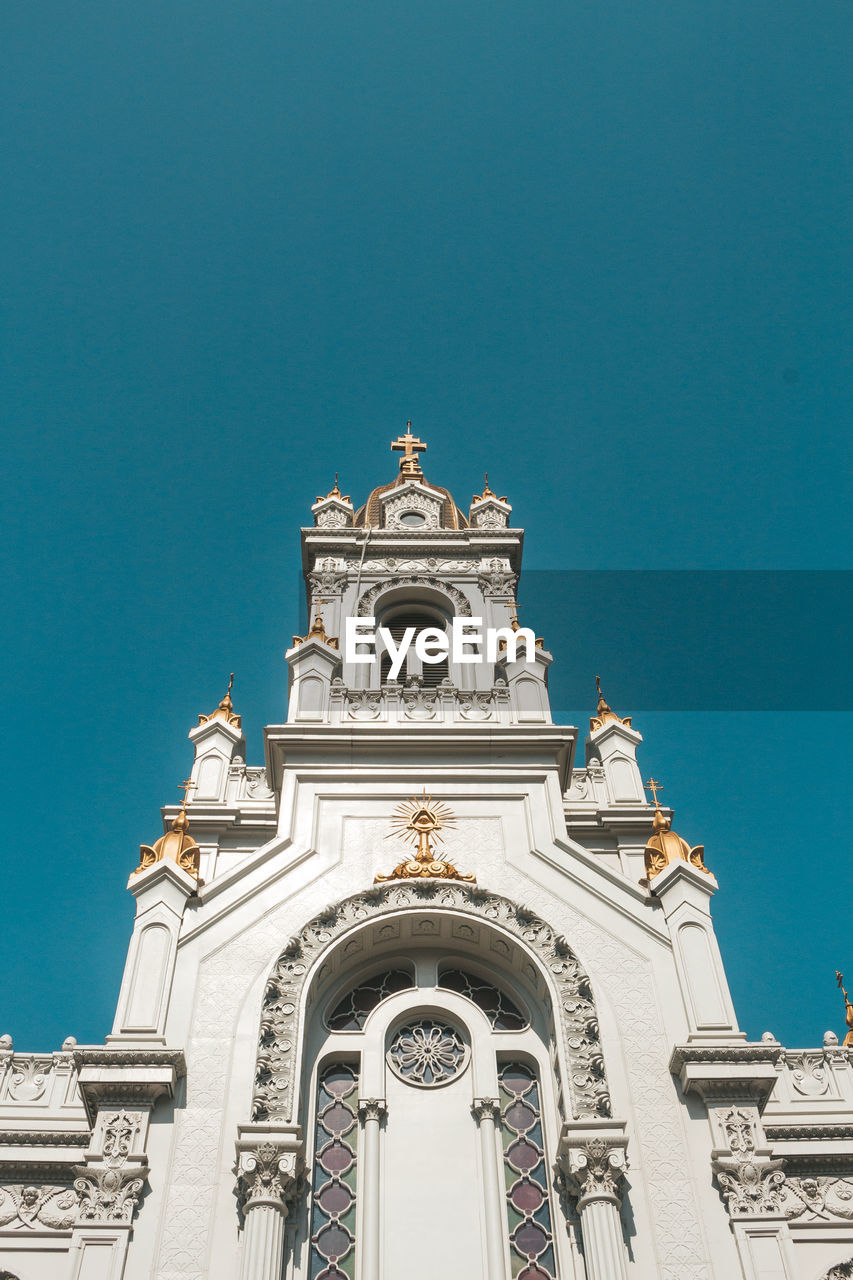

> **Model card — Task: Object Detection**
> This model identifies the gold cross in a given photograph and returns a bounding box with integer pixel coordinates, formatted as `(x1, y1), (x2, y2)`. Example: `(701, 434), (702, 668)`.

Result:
(178, 778), (197, 807)
(645, 778), (663, 807)
(390, 422), (427, 462)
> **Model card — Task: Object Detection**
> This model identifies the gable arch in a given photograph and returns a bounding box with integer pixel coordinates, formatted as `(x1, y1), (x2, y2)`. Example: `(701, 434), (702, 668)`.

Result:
(252, 880), (611, 1126)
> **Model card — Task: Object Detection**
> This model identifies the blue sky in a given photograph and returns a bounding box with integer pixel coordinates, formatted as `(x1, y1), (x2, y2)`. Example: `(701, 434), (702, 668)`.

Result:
(1, 0), (850, 1050)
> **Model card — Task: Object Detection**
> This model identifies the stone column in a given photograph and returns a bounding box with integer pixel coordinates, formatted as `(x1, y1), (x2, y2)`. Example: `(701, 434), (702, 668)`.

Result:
(559, 1122), (629, 1280)
(472, 1097), (508, 1278)
(236, 1129), (303, 1280)
(358, 1098), (387, 1280)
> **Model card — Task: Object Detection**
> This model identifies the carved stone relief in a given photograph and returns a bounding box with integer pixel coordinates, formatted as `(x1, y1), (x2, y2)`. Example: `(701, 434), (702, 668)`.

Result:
(73, 1110), (146, 1225)
(823, 1261), (853, 1280)
(382, 490), (443, 530)
(782, 1177), (853, 1221)
(357, 576), (472, 618)
(401, 687), (438, 720)
(4, 1058), (52, 1103)
(0, 1184), (79, 1231)
(456, 691), (494, 721)
(784, 1051), (831, 1097)
(252, 884), (611, 1125)
(712, 1108), (786, 1217)
(561, 1138), (628, 1203)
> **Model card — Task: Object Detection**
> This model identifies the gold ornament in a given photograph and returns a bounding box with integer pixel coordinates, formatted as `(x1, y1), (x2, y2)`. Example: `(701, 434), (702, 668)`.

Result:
(198, 673), (242, 729)
(390, 422), (427, 478)
(836, 972), (853, 1047)
(641, 779), (712, 885)
(590, 676), (632, 733)
(374, 791), (475, 883)
(134, 779), (200, 879)
(292, 610), (339, 650)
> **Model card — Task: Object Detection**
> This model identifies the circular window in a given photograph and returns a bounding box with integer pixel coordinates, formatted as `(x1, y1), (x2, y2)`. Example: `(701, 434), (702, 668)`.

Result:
(399, 511), (426, 526)
(387, 1019), (468, 1087)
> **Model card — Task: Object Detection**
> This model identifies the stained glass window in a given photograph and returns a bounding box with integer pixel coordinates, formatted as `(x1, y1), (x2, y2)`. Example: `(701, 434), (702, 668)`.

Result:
(387, 1019), (467, 1086)
(439, 968), (528, 1030)
(499, 1061), (558, 1280)
(326, 969), (414, 1031)
(309, 1063), (359, 1280)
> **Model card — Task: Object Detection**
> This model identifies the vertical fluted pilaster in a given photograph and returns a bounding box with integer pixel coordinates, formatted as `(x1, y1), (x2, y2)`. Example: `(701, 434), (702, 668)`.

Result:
(358, 1098), (387, 1280)
(472, 1097), (508, 1278)
(236, 1129), (304, 1280)
(558, 1122), (630, 1280)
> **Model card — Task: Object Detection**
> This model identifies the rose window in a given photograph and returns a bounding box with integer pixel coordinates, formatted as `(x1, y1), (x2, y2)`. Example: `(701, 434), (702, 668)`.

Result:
(387, 1020), (467, 1086)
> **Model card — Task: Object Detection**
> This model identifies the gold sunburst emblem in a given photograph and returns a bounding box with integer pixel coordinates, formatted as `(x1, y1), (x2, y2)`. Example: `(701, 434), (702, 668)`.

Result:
(374, 790), (475, 884)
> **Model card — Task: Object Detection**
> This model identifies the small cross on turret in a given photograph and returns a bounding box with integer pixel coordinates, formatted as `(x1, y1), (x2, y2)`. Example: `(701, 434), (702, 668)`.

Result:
(390, 422), (427, 476)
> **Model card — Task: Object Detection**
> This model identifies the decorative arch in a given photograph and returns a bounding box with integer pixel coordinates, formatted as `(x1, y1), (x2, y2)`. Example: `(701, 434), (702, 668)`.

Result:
(356, 575), (472, 618)
(252, 880), (611, 1124)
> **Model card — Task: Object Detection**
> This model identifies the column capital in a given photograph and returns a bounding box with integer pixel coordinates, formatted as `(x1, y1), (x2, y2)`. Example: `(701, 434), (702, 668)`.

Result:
(358, 1097), (387, 1123)
(472, 1097), (501, 1123)
(236, 1124), (304, 1215)
(558, 1120), (629, 1208)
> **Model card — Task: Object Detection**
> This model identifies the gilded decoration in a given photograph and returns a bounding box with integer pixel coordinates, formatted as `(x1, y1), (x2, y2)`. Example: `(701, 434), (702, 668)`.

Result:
(315, 473), (350, 504)
(197, 672), (241, 729)
(472, 473), (508, 505)
(836, 972), (853, 1047)
(589, 675), (632, 733)
(374, 791), (475, 883)
(641, 779), (712, 884)
(134, 780), (200, 879)
(292, 610), (339, 650)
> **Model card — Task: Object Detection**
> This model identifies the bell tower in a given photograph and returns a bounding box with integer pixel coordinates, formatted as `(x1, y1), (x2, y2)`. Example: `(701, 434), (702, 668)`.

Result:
(286, 426), (558, 735)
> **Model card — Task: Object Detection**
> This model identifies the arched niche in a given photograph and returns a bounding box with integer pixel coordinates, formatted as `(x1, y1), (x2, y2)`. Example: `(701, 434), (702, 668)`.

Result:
(252, 881), (611, 1128)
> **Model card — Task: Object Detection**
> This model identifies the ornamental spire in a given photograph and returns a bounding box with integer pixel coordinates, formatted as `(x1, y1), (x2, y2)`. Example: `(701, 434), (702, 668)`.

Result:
(590, 675), (632, 733)
(198, 673), (242, 729)
(641, 779), (712, 884)
(390, 422), (427, 478)
(133, 779), (201, 879)
(836, 972), (853, 1046)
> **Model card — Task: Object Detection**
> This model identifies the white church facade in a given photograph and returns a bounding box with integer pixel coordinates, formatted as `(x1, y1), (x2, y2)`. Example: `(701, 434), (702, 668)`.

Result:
(2, 431), (852, 1280)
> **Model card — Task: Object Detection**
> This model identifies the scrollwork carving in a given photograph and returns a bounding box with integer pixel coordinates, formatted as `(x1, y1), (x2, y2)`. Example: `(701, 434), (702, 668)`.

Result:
(0, 1184), (79, 1230)
(252, 885), (610, 1124)
(237, 1142), (303, 1214)
(357, 576), (472, 618)
(562, 1137), (628, 1203)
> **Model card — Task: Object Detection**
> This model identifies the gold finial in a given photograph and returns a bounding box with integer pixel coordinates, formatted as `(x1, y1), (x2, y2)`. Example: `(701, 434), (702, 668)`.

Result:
(590, 676), (632, 733)
(472, 472), (507, 504)
(292, 609), (339, 650)
(391, 422), (427, 477)
(374, 790), (475, 883)
(198, 674), (242, 729)
(836, 972), (853, 1047)
(497, 603), (544, 651)
(645, 777), (663, 808)
(640, 782), (712, 885)
(133, 778), (201, 880)
(316, 473), (350, 503)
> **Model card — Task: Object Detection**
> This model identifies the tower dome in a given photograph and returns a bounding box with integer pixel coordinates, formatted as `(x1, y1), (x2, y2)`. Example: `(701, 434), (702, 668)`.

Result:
(354, 424), (469, 529)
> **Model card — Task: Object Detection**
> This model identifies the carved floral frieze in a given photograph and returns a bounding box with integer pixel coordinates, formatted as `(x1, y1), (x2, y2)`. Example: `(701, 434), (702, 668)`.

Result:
(252, 884), (611, 1125)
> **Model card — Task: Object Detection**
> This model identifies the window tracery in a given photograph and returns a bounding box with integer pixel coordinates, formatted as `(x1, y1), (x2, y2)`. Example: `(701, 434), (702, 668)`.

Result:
(499, 1061), (558, 1280)
(308, 1063), (359, 1279)
(325, 969), (414, 1031)
(386, 1019), (467, 1086)
(438, 967), (528, 1030)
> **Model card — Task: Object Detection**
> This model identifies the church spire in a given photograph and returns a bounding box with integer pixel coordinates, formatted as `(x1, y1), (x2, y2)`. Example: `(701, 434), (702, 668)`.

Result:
(641, 779), (712, 884)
